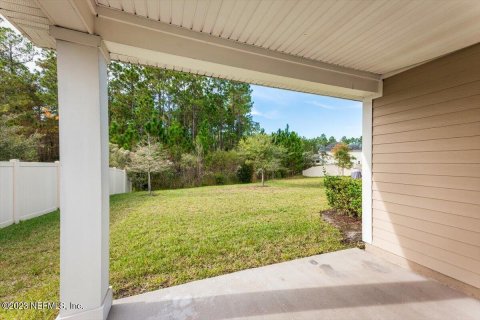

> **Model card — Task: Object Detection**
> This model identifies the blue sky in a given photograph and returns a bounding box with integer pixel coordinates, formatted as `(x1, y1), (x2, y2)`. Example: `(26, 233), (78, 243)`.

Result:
(251, 85), (362, 139)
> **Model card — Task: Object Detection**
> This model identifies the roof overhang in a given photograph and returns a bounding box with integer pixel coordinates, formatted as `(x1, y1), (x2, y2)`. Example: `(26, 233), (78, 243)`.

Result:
(0, 0), (381, 100)
(2, 1), (480, 100)
(94, 7), (381, 100)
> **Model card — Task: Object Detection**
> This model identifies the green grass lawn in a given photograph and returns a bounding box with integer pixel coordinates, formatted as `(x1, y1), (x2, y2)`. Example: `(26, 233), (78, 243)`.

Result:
(0, 177), (346, 319)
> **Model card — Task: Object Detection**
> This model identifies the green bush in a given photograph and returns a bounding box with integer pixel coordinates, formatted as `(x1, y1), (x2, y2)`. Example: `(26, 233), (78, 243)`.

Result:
(214, 173), (227, 185)
(323, 175), (362, 217)
(237, 162), (254, 183)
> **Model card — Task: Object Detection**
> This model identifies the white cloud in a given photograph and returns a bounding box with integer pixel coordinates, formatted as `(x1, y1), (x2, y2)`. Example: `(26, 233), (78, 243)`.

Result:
(306, 101), (335, 110)
(251, 86), (294, 106)
(306, 100), (361, 110)
(251, 107), (279, 119)
(251, 107), (262, 116)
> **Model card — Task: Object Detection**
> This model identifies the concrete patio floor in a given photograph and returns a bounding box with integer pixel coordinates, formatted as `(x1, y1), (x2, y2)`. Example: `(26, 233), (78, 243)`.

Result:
(108, 248), (480, 320)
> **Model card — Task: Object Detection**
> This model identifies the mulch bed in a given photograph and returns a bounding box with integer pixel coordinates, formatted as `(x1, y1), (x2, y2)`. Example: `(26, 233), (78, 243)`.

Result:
(321, 209), (364, 248)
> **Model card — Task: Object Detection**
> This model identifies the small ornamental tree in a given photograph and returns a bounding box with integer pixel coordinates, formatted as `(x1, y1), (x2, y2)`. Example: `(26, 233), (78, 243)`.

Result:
(128, 138), (172, 195)
(109, 143), (130, 169)
(331, 143), (353, 175)
(239, 134), (285, 186)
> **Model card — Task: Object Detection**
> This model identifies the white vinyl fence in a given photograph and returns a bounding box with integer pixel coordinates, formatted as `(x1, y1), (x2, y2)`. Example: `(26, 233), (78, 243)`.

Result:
(302, 164), (354, 177)
(0, 160), (130, 228)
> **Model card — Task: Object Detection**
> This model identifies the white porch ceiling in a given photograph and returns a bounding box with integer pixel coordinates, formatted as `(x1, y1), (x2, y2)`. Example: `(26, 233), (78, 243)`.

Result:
(95, 0), (480, 75)
(1, 0), (480, 99)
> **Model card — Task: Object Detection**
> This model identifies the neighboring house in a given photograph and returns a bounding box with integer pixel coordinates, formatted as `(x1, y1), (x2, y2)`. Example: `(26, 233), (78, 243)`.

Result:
(306, 144), (362, 177)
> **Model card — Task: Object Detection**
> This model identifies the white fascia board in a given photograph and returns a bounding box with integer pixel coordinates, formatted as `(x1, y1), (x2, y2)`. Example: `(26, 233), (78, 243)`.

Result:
(49, 26), (110, 63)
(50, 26), (101, 47)
(94, 6), (381, 100)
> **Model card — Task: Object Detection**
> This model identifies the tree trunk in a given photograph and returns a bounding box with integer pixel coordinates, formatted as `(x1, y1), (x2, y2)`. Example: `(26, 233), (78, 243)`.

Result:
(192, 106), (196, 140)
(147, 134), (153, 195)
(261, 169), (265, 187)
(148, 169), (152, 195)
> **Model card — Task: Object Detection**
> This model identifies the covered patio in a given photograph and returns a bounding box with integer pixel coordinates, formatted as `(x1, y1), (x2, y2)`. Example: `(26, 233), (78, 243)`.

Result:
(1, 1), (479, 319)
(108, 249), (480, 320)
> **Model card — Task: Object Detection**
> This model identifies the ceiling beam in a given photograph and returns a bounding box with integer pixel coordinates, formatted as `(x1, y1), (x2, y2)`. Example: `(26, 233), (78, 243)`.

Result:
(37, 2), (381, 99)
(94, 6), (381, 100)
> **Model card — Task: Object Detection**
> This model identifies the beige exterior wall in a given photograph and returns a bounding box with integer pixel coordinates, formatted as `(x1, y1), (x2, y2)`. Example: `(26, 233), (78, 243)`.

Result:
(371, 44), (480, 290)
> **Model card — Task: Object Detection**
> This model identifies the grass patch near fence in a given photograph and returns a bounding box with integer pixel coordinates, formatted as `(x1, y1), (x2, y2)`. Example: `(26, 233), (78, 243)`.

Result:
(0, 211), (60, 320)
(0, 177), (345, 319)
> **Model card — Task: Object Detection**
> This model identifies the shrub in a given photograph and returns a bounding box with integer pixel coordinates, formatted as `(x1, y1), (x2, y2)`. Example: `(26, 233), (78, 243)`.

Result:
(323, 175), (362, 217)
(237, 162), (254, 183)
(214, 173), (226, 185)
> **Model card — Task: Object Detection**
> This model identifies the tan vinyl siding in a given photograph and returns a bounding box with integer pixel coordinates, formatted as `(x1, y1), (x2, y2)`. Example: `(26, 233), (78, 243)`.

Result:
(372, 44), (480, 289)
(373, 122), (480, 144)
(373, 163), (480, 178)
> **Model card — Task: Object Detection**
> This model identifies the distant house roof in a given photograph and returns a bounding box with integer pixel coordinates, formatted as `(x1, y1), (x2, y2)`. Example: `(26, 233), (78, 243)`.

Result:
(347, 143), (362, 151)
(320, 143), (362, 152)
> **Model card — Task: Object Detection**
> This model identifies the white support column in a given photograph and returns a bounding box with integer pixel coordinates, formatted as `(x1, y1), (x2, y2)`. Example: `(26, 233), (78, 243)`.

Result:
(362, 99), (373, 244)
(56, 38), (111, 320)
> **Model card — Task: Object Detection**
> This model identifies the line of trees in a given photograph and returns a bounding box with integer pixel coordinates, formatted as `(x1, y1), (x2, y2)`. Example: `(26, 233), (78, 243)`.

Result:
(1, 22), (361, 191)
(0, 24), (58, 162)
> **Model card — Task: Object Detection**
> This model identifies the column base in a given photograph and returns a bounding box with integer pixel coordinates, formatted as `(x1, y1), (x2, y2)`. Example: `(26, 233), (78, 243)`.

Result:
(57, 287), (112, 320)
